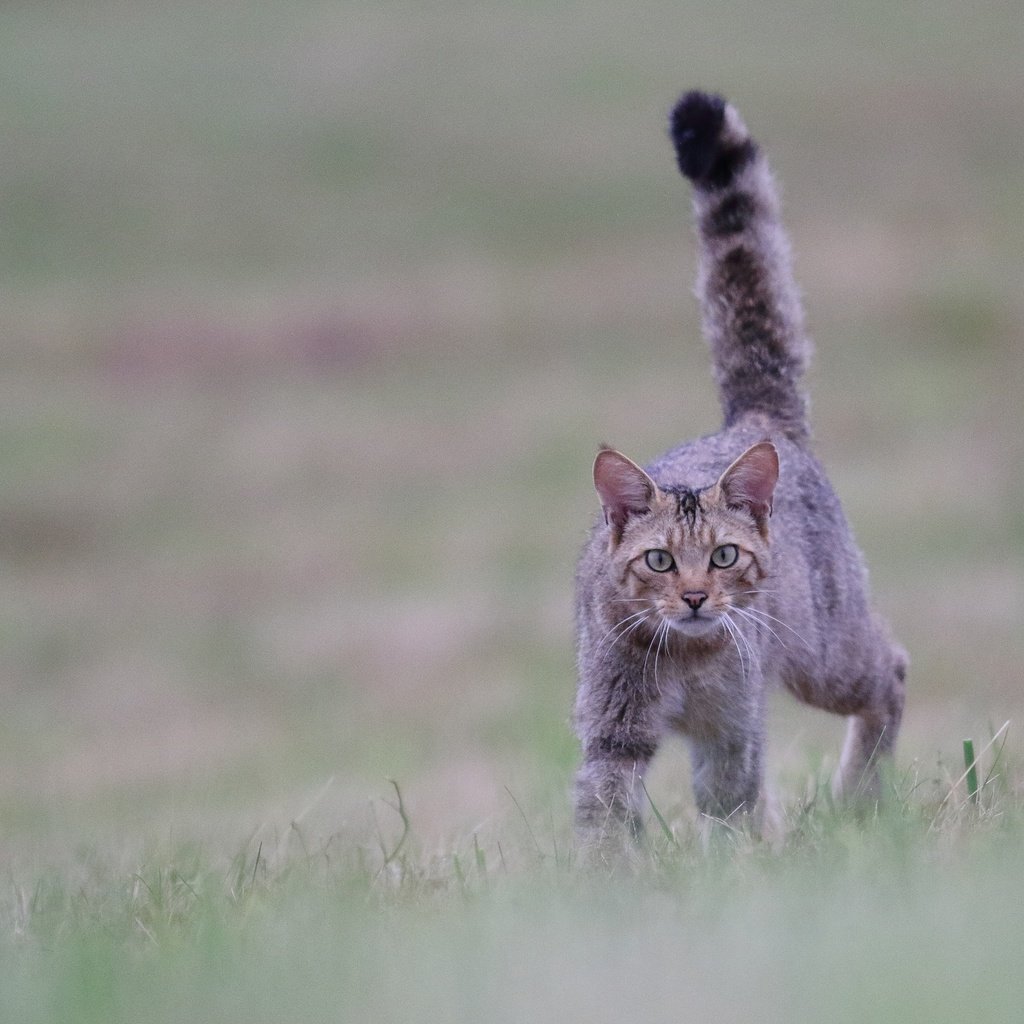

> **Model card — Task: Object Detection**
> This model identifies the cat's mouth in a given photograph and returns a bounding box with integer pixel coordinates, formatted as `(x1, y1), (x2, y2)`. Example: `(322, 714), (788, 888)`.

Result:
(665, 611), (721, 638)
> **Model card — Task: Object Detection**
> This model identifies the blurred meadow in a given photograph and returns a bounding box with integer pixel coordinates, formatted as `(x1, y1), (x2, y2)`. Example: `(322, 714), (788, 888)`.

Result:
(2, 0), (1024, 1019)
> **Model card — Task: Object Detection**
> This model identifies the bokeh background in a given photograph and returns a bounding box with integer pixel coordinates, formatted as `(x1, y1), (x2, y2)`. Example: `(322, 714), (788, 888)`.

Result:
(2, 0), (1022, 862)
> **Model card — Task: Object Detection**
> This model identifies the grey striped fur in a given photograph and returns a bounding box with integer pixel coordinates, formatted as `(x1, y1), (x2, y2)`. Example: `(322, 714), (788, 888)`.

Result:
(572, 91), (906, 863)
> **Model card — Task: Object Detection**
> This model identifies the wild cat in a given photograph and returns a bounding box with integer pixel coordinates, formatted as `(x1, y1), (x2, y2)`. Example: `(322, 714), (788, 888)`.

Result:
(573, 91), (907, 856)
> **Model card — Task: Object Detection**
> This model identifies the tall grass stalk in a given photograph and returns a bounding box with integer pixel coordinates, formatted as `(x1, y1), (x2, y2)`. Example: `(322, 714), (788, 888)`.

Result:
(963, 738), (979, 804)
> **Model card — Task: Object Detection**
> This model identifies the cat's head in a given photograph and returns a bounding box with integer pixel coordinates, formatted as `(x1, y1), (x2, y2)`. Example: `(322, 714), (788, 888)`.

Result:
(593, 441), (778, 639)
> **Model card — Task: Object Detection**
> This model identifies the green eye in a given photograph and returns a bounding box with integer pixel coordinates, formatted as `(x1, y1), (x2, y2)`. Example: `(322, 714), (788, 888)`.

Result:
(710, 544), (739, 569)
(645, 549), (675, 573)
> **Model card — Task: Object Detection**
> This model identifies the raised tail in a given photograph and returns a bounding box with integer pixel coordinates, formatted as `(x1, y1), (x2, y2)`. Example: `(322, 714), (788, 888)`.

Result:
(670, 91), (812, 443)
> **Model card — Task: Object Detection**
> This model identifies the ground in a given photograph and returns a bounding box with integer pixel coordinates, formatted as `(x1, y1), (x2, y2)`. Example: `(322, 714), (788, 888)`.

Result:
(1, 2), (1023, 1019)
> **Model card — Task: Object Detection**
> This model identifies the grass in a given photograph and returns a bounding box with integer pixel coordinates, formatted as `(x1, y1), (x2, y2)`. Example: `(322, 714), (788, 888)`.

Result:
(1, 0), (1023, 1019)
(5, 753), (1024, 1024)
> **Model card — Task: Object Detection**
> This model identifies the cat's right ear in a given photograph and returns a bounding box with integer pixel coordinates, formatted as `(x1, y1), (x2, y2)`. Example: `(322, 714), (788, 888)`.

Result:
(593, 449), (657, 545)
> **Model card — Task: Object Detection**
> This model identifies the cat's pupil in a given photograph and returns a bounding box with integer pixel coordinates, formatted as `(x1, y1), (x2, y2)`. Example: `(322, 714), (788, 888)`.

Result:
(710, 544), (738, 568)
(645, 549), (675, 572)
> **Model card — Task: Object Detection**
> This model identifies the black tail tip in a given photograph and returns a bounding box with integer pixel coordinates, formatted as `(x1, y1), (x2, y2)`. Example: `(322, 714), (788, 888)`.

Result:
(669, 90), (728, 182)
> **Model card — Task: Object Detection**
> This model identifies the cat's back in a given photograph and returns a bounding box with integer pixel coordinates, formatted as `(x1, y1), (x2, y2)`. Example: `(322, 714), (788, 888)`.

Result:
(646, 418), (833, 515)
(647, 421), (862, 601)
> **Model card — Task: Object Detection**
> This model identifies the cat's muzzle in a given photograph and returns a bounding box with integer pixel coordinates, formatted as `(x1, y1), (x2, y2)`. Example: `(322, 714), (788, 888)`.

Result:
(667, 610), (721, 638)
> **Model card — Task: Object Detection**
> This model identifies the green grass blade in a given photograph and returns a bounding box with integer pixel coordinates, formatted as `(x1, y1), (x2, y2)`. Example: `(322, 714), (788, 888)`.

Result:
(963, 739), (979, 804)
(640, 777), (678, 847)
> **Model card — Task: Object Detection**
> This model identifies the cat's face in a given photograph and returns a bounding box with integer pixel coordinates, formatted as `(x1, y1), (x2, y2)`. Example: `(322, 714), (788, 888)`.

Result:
(594, 443), (777, 640)
(609, 492), (770, 639)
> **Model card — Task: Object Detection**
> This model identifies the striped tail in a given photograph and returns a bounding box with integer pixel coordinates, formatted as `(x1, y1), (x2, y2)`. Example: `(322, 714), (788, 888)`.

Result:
(670, 91), (812, 443)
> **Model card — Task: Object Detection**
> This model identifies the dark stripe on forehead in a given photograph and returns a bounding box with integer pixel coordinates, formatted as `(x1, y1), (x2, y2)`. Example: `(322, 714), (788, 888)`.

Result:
(665, 486), (704, 526)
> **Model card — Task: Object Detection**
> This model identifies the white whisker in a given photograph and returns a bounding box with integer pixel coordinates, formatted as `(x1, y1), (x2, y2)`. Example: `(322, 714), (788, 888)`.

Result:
(739, 620), (760, 672)
(721, 613), (751, 682)
(731, 605), (788, 651)
(736, 605), (812, 650)
(595, 609), (650, 654)
(659, 621), (672, 694)
(609, 614), (651, 653)
(720, 615), (741, 677)
(642, 620), (668, 696)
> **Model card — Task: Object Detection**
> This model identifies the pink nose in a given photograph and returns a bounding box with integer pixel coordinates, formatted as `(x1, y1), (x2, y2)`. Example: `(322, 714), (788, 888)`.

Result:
(682, 591), (708, 611)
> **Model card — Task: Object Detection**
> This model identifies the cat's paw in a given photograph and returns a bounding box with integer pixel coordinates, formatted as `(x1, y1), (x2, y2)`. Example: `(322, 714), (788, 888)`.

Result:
(670, 90), (755, 188)
(574, 833), (647, 875)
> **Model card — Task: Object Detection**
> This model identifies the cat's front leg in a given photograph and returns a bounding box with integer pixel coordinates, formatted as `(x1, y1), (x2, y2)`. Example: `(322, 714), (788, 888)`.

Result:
(573, 738), (655, 868)
(688, 726), (766, 836)
(572, 678), (662, 867)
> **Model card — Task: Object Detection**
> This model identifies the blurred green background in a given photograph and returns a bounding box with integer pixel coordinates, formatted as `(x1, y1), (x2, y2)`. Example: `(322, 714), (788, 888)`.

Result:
(1, 0), (1022, 865)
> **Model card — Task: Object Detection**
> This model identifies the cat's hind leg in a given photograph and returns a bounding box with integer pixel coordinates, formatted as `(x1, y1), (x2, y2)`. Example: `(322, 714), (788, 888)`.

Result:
(831, 642), (908, 801)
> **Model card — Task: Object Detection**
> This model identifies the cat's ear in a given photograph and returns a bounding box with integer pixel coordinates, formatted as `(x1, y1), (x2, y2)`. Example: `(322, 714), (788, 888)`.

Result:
(715, 441), (778, 527)
(593, 449), (658, 543)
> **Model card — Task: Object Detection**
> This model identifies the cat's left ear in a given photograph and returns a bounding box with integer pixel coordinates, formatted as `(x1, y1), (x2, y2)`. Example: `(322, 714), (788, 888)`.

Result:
(715, 441), (778, 528)
(593, 449), (658, 545)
